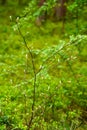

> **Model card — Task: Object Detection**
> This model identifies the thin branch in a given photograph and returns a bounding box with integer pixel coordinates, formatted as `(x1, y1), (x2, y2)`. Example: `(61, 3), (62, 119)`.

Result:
(16, 21), (36, 130)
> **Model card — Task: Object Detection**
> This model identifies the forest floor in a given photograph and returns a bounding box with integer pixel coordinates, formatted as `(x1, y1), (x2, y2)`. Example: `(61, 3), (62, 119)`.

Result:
(0, 4), (87, 130)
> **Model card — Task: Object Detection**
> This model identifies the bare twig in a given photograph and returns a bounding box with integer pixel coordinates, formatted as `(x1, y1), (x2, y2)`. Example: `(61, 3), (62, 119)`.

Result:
(16, 21), (36, 130)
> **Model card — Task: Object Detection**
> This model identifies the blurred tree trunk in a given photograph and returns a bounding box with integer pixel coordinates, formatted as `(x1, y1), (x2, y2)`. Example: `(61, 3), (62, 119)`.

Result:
(54, 0), (67, 33)
(38, 0), (45, 6)
(38, 0), (67, 21)
(54, 0), (66, 20)
(36, 0), (67, 27)
(35, 0), (46, 26)
(39, 0), (47, 20)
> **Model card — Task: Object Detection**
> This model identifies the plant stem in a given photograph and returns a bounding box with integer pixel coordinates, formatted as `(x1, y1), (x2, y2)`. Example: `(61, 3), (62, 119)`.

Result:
(16, 21), (36, 130)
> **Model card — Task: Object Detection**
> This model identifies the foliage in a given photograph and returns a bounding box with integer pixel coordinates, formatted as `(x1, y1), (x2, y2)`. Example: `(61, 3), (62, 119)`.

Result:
(0, 0), (87, 130)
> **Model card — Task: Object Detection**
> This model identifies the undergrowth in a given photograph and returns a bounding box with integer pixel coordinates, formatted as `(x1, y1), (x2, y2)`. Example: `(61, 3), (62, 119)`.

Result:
(0, 1), (87, 130)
